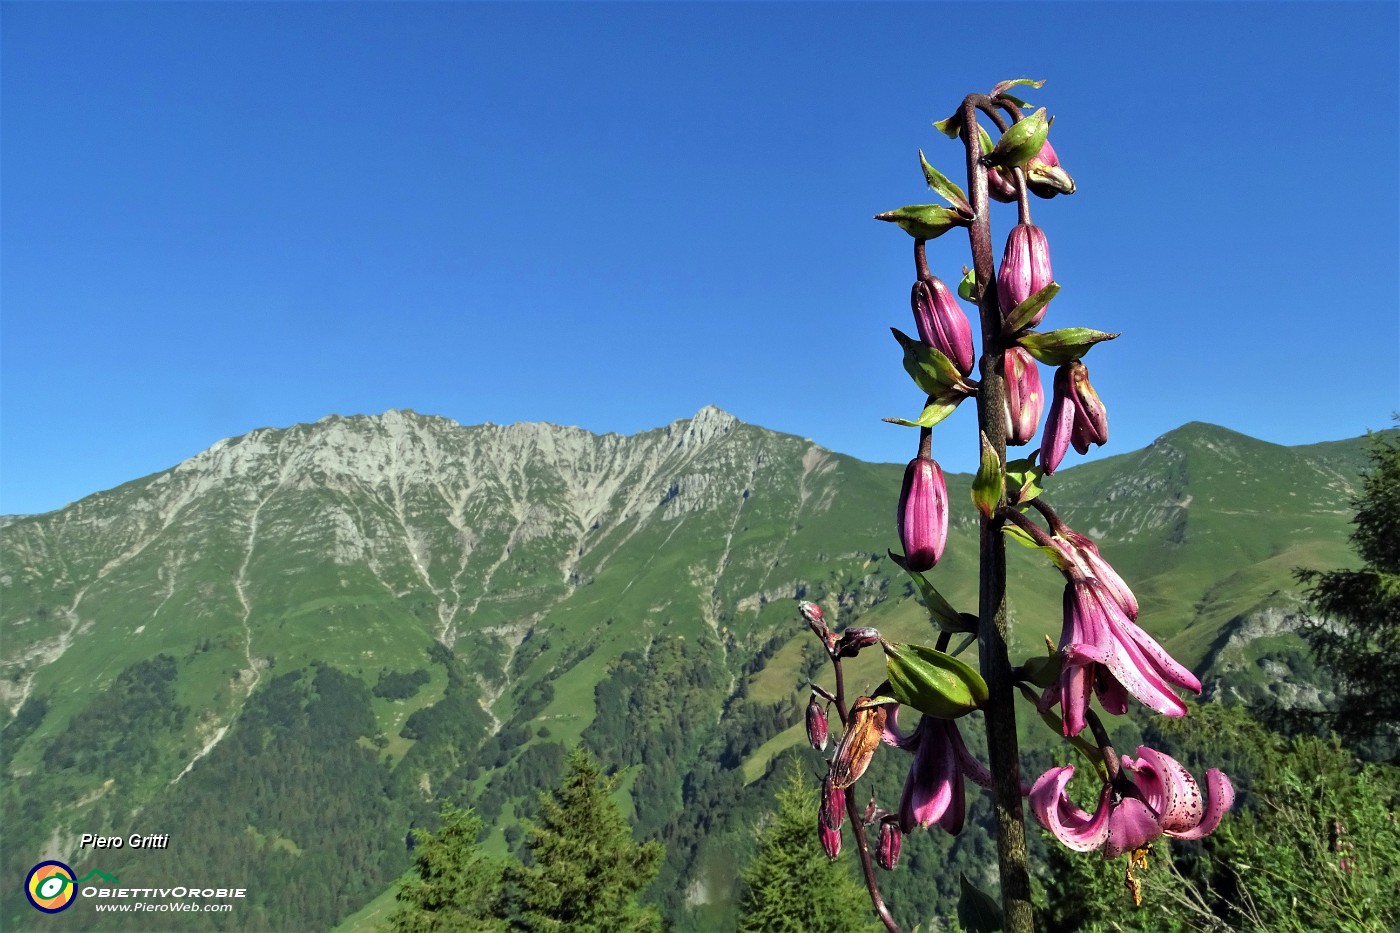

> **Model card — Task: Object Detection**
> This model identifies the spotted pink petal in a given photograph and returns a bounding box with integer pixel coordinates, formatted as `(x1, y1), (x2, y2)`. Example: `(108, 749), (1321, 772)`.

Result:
(1168, 768), (1234, 840)
(1068, 581), (1189, 718)
(1114, 616), (1202, 694)
(949, 720), (995, 791)
(938, 759), (968, 835)
(1094, 670), (1130, 715)
(1105, 795), (1163, 859)
(1030, 765), (1111, 852)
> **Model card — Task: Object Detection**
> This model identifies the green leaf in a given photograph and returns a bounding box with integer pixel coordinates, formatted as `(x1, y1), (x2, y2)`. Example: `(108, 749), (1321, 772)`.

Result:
(987, 107), (1049, 169)
(933, 112), (962, 139)
(1005, 456), (1044, 505)
(918, 150), (971, 214)
(950, 632), (978, 658)
(957, 873), (1004, 933)
(971, 431), (1004, 519)
(882, 396), (960, 429)
(977, 125), (996, 157)
(1001, 522), (1070, 570)
(1017, 327), (1120, 366)
(1017, 684), (1110, 782)
(1003, 281), (1061, 335)
(903, 566), (972, 633)
(893, 328), (968, 395)
(990, 77), (1046, 98)
(874, 204), (968, 240)
(957, 267), (977, 303)
(998, 93), (1032, 109)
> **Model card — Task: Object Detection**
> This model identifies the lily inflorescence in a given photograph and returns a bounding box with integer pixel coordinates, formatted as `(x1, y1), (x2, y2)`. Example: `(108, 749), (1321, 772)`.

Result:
(794, 80), (1232, 933)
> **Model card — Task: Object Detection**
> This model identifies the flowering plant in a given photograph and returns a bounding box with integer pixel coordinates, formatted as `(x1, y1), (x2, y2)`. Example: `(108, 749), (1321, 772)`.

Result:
(795, 80), (1231, 932)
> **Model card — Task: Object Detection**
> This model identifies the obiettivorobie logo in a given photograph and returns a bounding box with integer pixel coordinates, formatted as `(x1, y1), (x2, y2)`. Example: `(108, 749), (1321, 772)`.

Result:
(24, 862), (119, 913)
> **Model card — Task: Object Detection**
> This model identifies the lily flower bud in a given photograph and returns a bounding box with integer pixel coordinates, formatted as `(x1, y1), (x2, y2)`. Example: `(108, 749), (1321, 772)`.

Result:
(912, 277), (975, 377)
(987, 167), (1019, 203)
(1024, 139), (1076, 198)
(996, 224), (1053, 327)
(1040, 365), (1075, 475)
(1068, 360), (1108, 447)
(821, 771), (846, 830)
(806, 693), (829, 751)
(1003, 347), (1044, 446)
(834, 627), (882, 658)
(819, 819), (842, 860)
(876, 819), (903, 870)
(897, 457), (949, 572)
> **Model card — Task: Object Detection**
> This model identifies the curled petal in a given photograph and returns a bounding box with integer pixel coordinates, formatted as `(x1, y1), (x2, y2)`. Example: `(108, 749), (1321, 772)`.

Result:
(1167, 768), (1234, 841)
(1105, 796), (1162, 859)
(1115, 618), (1202, 695)
(898, 717), (957, 832)
(1030, 765), (1111, 852)
(1094, 670), (1129, 716)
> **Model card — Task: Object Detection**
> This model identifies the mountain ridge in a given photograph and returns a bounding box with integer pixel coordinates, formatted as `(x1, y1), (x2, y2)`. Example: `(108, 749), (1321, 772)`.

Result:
(0, 407), (1384, 932)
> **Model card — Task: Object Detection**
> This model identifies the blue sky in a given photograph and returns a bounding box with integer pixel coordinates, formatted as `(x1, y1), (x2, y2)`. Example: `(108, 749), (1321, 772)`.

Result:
(3, 2), (1397, 516)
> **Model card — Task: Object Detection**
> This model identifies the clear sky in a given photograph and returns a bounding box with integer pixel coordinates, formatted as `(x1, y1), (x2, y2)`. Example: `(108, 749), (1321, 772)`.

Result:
(2, 2), (1397, 516)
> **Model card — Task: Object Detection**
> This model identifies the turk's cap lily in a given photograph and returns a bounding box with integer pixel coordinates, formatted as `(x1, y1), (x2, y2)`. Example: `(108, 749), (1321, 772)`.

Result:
(1056, 530), (1138, 619)
(1030, 748), (1233, 858)
(897, 457), (949, 573)
(912, 276), (976, 377)
(1003, 347), (1044, 446)
(896, 714), (994, 835)
(1047, 575), (1202, 735)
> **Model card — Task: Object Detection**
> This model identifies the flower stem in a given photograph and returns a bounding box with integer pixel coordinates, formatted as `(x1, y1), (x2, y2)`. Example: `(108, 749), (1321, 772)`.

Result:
(961, 93), (1036, 933)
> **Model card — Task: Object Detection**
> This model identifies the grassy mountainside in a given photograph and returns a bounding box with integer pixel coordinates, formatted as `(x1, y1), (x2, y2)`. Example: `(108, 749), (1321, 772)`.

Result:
(0, 410), (1379, 930)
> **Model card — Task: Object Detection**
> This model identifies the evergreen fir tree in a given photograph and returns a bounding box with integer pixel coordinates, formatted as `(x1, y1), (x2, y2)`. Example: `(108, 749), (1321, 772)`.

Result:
(738, 761), (878, 933)
(511, 746), (663, 933)
(1295, 423), (1400, 762)
(383, 803), (508, 932)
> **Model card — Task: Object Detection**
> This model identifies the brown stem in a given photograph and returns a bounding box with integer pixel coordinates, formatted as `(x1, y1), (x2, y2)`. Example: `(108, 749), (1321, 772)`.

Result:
(961, 93), (1036, 933)
(830, 656), (900, 932)
(1027, 496), (1070, 536)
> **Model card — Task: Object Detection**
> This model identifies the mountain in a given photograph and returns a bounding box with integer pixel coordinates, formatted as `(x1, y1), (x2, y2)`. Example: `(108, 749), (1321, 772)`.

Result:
(0, 409), (1373, 931)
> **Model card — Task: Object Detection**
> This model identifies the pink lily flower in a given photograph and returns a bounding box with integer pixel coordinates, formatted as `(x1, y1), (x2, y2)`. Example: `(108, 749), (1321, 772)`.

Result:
(1030, 747), (1233, 858)
(893, 713), (994, 835)
(1043, 570), (1201, 736)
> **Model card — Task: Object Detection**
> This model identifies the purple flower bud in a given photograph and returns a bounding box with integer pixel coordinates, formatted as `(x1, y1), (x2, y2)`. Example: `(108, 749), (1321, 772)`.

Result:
(1024, 139), (1076, 199)
(819, 819), (842, 860)
(987, 167), (1019, 203)
(1068, 360), (1108, 447)
(876, 819), (903, 870)
(1040, 365), (1076, 475)
(798, 600), (830, 641)
(821, 771), (846, 831)
(806, 694), (829, 751)
(897, 458), (948, 573)
(1003, 347), (1044, 446)
(834, 627), (881, 658)
(996, 224), (1053, 327)
(912, 277), (975, 377)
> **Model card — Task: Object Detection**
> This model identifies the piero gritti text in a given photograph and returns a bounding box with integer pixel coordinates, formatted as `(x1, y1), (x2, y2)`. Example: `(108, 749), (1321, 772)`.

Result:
(79, 833), (170, 850)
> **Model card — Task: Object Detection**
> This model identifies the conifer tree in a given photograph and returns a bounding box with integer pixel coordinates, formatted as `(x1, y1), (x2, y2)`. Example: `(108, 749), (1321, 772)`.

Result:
(383, 803), (508, 933)
(511, 746), (663, 933)
(1296, 423), (1400, 762)
(738, 762), (877, 933)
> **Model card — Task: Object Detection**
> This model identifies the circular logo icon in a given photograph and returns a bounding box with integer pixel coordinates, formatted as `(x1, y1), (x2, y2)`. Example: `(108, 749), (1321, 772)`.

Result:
(25, 861), (77, 913)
